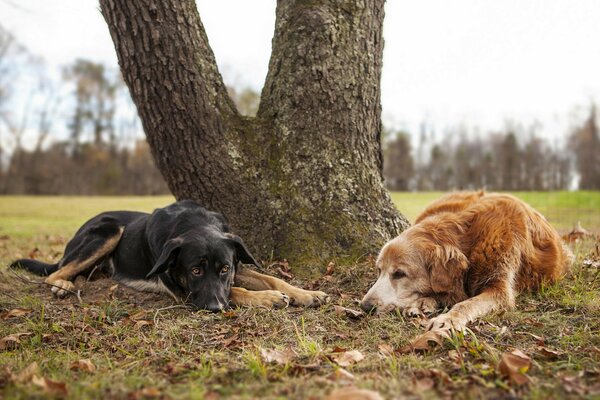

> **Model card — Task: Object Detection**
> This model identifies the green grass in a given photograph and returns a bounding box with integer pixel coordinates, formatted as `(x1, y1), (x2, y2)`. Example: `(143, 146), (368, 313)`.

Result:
(0, 196), (174, 238)
(1, 193), (599, 399)
(391, 191), (600, 231)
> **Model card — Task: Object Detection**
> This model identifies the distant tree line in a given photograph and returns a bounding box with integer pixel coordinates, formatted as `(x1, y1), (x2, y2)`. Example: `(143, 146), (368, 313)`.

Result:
(383, 106), (600, 191)
(1, 24), (599, 194)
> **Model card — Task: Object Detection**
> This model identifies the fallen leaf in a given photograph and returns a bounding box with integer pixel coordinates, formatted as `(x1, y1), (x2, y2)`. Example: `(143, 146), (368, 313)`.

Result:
(325, 387), (384, 400)
(498, 349), (531, 385)
(333, 305), (365, 319)
(326, 367), (355, 382)
(0, 332), (33, 351)
(583, 258), (600, 268)
(32, 375), (68, 397)
(28, 247), (41, 259)
(378, 343), (394, 357)
(413, 377), (435, 392)
(70, 359), (96, 373)
(128, 387), (162, 399)
(11, 362), (39, 384)
(277, 267), (293, 279)
(562, 374), (587, 395)
(259, 347), (296, 365)
(398, 329), (450, 353)
(0, 308), (32, 320)
(129, 310), (148, 321)
(326, 261), (335, 276)
(134, 320), (153, 330)
(537, 346), (562, 360)
(522, 318), (544, 327)
(330, 349), (365, 367)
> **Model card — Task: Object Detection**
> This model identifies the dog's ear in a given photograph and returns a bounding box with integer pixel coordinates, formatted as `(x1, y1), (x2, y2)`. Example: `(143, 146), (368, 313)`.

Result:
(146, 237), (183, 278)
(224, 233), (261, 267)
(428, 244), (468, 295)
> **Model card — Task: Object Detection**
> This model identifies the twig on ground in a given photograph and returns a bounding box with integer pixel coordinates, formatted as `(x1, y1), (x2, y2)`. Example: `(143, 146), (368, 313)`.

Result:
(153, 304), (191, 325)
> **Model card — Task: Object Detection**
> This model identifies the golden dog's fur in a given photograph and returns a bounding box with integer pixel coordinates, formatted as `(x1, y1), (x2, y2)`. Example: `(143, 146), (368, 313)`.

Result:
(361, 191), (573, 330)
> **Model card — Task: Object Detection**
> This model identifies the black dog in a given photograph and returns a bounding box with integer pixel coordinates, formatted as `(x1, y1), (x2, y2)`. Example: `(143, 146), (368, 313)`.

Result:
(11, 200), (329, 311)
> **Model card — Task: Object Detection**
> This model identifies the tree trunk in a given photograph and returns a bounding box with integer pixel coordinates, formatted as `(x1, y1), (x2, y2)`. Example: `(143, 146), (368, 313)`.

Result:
(100, 0), (409, 273)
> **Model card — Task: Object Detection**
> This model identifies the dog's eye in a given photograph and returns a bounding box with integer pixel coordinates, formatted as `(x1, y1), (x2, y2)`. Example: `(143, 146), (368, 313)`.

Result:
(220, 265), (230, 274)
(391, 270), (407, 280)
(191, 267), (203, 276)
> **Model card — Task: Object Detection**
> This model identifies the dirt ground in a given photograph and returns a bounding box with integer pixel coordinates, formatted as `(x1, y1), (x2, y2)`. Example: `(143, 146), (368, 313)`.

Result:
(1, 232), (600, 399)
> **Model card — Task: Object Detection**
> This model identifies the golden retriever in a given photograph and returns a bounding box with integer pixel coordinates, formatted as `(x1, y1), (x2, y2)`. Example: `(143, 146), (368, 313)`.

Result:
(361, 191), (572, 331)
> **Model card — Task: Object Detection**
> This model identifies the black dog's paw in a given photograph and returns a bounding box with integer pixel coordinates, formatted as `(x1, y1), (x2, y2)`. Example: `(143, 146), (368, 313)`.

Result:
(288, 289), (330, 308)
(48, 279), (75, 298)
(255, 290), (290, 309)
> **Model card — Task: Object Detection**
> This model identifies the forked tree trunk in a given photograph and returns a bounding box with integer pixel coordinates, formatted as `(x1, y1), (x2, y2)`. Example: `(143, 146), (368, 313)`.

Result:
(100, 0), (409, 272)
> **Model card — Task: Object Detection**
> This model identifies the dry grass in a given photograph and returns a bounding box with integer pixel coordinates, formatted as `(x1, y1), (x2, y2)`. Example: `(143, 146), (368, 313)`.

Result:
(1, 195), (599, 399)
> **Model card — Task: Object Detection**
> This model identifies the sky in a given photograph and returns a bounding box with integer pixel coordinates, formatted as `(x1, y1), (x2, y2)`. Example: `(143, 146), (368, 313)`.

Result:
(1, 0), (599, 146)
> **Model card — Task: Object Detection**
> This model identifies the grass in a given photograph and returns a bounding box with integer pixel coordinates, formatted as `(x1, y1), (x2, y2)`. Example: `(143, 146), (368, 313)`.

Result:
(391, 191), (600, 231)
(1, 193), (599, 399)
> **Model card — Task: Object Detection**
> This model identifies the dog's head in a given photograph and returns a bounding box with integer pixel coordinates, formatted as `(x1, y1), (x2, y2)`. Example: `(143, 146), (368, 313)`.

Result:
(360, 223), (468, 313)
(146, 232), (259, 311)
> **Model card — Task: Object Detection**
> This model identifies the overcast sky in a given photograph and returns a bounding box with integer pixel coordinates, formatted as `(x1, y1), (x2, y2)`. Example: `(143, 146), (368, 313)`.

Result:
(2, 0), (599, 143)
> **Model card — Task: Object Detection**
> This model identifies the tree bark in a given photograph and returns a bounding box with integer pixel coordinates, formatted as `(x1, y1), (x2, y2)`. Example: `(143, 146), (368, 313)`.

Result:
(100, 0), (409, 273)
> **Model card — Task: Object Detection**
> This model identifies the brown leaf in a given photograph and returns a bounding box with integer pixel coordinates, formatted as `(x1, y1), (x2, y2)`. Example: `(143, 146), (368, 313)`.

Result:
(129, 310), (148, 321)
(11, 362), (39, 384)
(134, 320), (153, 330)
(378, 343), (394, 357)
(277, 267), (293, 280)
(32, 375), (68, 397)
(0, 332), (33, 351)
(522, 318), (544, 327)
(333, 305), (365, 319)
(537, 346), (562, 360)
(259, 347), (296, 365)
(398, 329), (450, 353)
(0, 308), (32, 320)
(325, 387), (384, 400)
(70, 359), (96, 373)
(28, 247), (41, 259)
(413, 377), (435, 392)
(325, 261), (335, 276)
(498, 349), (531, 385)
(326, 367), (355, 382)
(128, 387), (162, 399)
(562, 374), (587, 395)
(330, 349), (365, 367)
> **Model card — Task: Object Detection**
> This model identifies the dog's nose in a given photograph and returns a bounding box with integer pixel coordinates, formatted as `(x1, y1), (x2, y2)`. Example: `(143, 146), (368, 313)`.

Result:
(197, 301), (225, 312)
(360, 301), (377, 313)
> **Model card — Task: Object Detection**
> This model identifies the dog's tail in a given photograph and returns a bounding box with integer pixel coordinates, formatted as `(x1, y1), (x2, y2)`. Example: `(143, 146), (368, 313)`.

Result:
(10, 259), (59, 276)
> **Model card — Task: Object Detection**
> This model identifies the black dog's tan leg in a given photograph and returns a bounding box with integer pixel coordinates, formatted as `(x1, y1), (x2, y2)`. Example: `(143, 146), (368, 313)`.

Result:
(45, 227), (124, 298)
(234, 266), (330, 307)
(229, 287), (290, 309)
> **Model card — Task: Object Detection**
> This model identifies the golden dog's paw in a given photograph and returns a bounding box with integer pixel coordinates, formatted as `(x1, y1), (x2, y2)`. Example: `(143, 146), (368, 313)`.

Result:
(403, 297), (438, 317)
(48, 279), (75, 298)
(426, 312), (467, 332)
(288, 289), (330, 308)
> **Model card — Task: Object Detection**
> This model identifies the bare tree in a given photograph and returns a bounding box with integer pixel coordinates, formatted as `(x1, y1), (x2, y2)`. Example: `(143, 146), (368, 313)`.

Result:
(99, 0), (409, 267)
(383, 131), (414, 191)
(570, 105), (600, 189)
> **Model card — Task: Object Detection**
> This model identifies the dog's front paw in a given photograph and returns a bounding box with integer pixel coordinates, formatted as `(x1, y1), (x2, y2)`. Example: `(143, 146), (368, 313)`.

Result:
(254, 290), (290, 309)
(48, 279), (75, 298)
(403, 297), (438, 317)
(427, 312), (466, 332)
(288, 289), (330, 308)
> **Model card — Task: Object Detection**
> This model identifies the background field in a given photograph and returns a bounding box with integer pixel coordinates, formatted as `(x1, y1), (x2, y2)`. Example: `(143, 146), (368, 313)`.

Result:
(1, 192), (599, 399)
